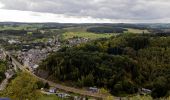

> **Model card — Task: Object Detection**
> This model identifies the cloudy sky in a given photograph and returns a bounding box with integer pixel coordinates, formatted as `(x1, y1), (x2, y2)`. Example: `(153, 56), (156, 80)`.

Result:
(0, 0), (170, 23)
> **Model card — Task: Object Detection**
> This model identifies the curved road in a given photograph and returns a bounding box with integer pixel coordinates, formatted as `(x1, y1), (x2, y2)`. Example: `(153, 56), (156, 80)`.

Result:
(5, 51), (108, 99)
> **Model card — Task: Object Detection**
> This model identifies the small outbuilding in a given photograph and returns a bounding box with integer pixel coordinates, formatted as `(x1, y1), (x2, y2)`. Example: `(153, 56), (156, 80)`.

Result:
(89, 87), (99, 93)
(57, 93), (70, 98)
(49, 88), (57, 93)
(139, 88), (152, 95)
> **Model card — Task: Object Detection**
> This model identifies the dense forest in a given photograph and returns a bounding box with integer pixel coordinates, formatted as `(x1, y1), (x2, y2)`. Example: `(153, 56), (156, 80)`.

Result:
(38, 33), (170, 98)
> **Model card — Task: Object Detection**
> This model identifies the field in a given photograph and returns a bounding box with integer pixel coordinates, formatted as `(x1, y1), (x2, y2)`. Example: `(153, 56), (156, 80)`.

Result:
(125, 28), (150, 33)
(62, 32), (114, 40)
(0, 26), (24, 30)
(0, 25), (41, 31)
(38, 94), (63, 100)
(61, 27), (150, 41)
(63, 26), (88, 32)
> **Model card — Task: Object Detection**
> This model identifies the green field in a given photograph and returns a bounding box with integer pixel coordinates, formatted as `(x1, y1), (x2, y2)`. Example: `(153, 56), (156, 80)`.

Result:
(0, 25), (40, 31)
(63, 26), (88, 32)
(38, 94), (63, 100)
(125, 28), (150, 34)
(62, 32), (114, 40)
(0, 25), (28, 30)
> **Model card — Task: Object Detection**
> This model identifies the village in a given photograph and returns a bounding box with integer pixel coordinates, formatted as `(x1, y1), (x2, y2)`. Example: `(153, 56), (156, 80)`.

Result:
(7, 37), (90, 73)
(0, 37), (100, 100)
(0, 36), (98, 99)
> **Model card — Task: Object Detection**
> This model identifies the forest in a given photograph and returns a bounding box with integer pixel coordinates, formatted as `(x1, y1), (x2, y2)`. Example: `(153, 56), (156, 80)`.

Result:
(38, 33), (170, 98)
(0, 61), (7, 83)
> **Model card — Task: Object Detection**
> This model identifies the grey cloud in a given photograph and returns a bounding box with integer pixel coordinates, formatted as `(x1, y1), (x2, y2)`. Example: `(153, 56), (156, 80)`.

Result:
(1, 0), (170, 21)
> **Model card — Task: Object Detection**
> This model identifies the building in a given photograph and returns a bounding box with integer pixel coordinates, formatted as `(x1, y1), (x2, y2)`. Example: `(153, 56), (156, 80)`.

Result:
(8, 39), (20, 44)
(139, 88), (152, 95)
(49, 88), (57, 93)
(5, 69), (15, 79)
(57, 93), (70, 98)
(0, 50), (5, 60)
(74, 96), (87, 100)
(0, 53), (4, 60)
(89, 87), (99, 93)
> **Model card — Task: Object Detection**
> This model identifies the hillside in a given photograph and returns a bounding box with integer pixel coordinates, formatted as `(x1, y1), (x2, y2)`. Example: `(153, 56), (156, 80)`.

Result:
(38, 33), (170, 98)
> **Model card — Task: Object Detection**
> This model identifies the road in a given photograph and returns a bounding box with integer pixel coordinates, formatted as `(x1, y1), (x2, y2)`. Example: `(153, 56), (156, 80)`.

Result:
(0, 79), (8, 91)
(4, 51), (109, 99)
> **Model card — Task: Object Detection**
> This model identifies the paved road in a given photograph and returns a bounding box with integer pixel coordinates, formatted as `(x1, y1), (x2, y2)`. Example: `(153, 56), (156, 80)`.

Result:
(0, 79), (8, 91)
(5, 51), (108, 99)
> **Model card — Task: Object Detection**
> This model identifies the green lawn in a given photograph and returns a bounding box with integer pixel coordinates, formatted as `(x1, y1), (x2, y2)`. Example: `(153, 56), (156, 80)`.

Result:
(38, 94), (63, 100)
(63, 27), (88, 32)
(128, 95), (153, 100)
(62, 32), (114, 40)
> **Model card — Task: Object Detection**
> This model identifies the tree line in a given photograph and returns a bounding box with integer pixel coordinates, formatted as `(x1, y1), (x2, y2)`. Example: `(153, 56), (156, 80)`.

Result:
(87, 26), (127, 33)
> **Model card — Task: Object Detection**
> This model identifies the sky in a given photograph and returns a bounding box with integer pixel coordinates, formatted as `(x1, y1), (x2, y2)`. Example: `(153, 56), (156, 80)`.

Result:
(0, 0), (170, 23)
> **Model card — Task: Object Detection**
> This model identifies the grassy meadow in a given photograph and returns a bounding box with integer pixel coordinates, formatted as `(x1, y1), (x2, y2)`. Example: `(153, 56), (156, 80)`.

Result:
(125, 28), (150, 34)
(62, 32), (114, 40)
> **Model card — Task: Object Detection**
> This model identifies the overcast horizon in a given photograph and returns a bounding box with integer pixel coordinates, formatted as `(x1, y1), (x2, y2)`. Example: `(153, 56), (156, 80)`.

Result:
(0, 0), (170, 23)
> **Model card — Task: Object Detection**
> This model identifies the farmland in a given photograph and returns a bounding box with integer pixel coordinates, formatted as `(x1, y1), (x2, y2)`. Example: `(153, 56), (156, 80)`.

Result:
(61, 32), (114, 40)
(125, 28), (150, 34)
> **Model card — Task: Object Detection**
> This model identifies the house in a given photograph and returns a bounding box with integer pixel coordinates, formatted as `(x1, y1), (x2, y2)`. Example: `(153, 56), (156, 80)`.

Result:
(5, 69), (15, 79)
(8, 39), (20, 44)
(49, 88), (57, 93)
(89, 87), (99, 93)
(0, 50), (4, 60)
(74, 96), (87, 100)
(33, 64), (39, 69)
(139, 88), (152, 95)
(0, 54), (3, 60)
(57, 93), (70, 98)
